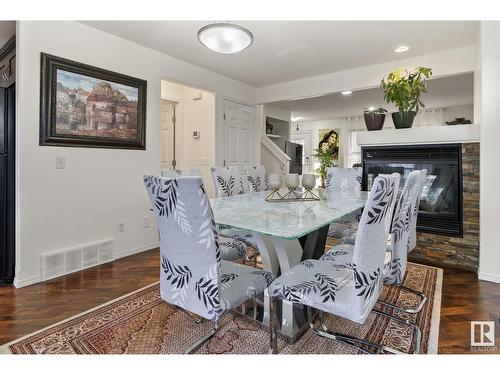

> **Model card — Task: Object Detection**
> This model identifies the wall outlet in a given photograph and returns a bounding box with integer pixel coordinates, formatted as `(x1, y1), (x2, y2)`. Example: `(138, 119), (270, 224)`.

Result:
(56, 156), (66, 169)
(143, 216), (150, 228)
(117, 221), (126, 232)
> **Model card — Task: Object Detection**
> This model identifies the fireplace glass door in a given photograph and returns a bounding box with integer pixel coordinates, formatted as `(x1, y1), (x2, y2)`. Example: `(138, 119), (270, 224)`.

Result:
(362, 144), (463, 236)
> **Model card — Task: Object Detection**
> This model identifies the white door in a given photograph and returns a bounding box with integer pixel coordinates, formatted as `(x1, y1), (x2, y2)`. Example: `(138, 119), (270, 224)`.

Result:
(224, 100), (256, 167)
(291, 131), (313, 174)
(160, 99), (180, 170)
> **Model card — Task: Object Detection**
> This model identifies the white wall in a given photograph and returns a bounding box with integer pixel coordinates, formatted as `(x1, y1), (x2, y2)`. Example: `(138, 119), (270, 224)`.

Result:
(256, 46), (476, 104)
(15, 21), (256, 287)
(478, 22), (500, 284)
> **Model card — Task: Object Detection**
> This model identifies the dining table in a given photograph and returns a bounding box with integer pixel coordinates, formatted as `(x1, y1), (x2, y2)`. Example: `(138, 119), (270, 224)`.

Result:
(211, 188), (368, 340)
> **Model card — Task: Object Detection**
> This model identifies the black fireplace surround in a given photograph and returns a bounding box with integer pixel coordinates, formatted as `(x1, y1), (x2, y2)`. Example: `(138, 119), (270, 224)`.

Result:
(361, 144), (463, 237)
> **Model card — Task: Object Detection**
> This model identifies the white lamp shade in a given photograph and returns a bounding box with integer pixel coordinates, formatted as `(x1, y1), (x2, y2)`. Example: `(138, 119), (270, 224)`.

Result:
(198, 23), (253, 54)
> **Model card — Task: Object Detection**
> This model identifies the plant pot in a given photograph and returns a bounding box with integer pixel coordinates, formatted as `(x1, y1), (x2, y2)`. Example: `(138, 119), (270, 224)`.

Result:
(363, 112), (386, 131)
(392, 111), (416, 129)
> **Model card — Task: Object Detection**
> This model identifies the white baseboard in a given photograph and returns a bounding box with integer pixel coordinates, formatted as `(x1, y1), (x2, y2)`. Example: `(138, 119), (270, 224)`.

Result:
(13, 242), (160, 289)
(14, 274), (42, 288)
(114, 242), (159, 259)
(478, 272), (500, 284)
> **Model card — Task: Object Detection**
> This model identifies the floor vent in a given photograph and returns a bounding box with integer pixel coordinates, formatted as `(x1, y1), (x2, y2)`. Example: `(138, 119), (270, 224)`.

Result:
(41, 239), (115, 281)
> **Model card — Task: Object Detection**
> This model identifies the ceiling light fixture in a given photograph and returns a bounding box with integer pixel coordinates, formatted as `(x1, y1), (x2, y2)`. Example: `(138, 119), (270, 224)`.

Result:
(395, 45), (410, 53)
(367, 106), (376, 111)
(198, 23), (253, 54)
(341, 90), (353, 96)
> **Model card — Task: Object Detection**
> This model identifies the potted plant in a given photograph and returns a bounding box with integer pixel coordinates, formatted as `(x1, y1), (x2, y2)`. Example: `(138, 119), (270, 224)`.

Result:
(380, 66), (432, 129)
(363, 107), (387, 131)
(312, 146), (336, 198)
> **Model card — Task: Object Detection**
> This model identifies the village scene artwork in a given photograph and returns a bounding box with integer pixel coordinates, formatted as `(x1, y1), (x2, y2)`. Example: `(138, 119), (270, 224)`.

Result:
(55, 69), (139, 140)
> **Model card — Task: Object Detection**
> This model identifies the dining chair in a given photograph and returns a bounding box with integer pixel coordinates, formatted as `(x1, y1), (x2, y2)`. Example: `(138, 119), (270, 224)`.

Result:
(268, 173), (422, 354)
(161, 168), (202, 178)
(321, 170), (428, 314)
(210, 166), (251, 197)
(158, 168), (249, 263)
(408, 170), (427, 252)
(211, 166), (261, 265)
(326, 167), (363, 238)
(244, 165), (269, 192)
(144, 175), (273, 353)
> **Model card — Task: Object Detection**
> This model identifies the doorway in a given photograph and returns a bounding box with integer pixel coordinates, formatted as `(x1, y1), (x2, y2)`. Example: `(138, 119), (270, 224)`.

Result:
(160, 80), (215, 173)
(291, 130), (312, 174)
(160, 99), (180, 170)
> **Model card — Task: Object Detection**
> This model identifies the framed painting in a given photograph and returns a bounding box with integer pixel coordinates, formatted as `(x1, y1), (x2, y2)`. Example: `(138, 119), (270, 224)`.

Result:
(40, 53), (147, 150)
(318, 128), (340, 161)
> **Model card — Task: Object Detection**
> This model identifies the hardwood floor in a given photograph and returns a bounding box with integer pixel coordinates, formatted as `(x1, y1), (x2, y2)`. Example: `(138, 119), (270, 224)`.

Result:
(1, 248), (499, 354)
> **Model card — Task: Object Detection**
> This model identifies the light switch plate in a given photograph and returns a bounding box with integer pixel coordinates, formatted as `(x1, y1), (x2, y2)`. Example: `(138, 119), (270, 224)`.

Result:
(56, 156), (66, 169)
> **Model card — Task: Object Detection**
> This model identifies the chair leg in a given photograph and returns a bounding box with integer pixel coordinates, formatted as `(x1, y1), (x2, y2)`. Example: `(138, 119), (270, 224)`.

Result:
(184, 321), (218, 354)
(310, 309), (420, 354)
(269, 296), (279, 354)
(378, 285), (428, 314)
(177, 307), (204, 324)
(372, 308), (421, 354)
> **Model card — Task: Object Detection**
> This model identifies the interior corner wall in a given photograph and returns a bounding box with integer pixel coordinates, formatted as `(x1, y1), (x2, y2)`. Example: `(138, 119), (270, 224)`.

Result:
(15, 21), (256, 287)
(478, 21), (500, 284)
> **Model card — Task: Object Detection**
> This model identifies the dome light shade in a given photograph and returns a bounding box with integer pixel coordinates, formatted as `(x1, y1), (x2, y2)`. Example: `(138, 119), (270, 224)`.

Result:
(198, 23), (253, 54)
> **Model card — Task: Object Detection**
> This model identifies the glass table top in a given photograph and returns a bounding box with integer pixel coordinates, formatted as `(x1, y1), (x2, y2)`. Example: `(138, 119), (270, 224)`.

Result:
(211, 190), (368, 240)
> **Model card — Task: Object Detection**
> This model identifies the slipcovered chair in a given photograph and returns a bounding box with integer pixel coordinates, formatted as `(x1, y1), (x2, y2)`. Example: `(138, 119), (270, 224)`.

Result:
(211, 166), (262, 263)
(269, 174), (421, 354)
(210, 166), (251, 197)
(157, 169), (248, 263)
(144, 176), (273, 353)
(321, 170), (428, 314)
(244, 165), (269, 192)
(161, 168), (201, 178)
(408, 170), (427, 252)
(326, 167), (363, 239)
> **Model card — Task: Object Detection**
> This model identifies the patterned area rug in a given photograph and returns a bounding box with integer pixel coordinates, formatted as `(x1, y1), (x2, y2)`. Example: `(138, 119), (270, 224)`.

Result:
(1, 262), (442, 354)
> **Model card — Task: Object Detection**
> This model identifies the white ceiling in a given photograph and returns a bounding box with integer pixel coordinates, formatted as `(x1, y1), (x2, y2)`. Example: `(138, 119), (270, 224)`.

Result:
(0, 21), (15, 49)
(83, 21), (478, 87)
(271, 73), (473, 122)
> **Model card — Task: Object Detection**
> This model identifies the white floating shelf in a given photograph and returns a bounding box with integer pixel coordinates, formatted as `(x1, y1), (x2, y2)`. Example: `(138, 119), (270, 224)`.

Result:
(356, 124), (480, 146)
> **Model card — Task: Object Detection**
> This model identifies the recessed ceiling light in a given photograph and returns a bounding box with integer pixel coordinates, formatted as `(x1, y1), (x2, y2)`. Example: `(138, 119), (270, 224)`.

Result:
(395, 45), (410, 53)
(198, 23), (253, 54)
(341, 90), (353, 96)
(368, 106), (376, 111)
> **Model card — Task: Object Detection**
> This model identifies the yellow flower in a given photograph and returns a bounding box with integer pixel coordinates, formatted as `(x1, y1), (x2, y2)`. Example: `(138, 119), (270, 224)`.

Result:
(389, 67), (406, 82)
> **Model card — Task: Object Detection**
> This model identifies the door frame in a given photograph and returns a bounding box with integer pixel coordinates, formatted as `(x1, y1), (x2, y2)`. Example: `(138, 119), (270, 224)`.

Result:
(160, 99), (183, 170)
(223, 97), (258, 167)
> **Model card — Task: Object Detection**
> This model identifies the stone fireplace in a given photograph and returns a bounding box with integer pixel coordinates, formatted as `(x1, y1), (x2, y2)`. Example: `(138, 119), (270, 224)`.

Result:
(360, 141), (479, 271)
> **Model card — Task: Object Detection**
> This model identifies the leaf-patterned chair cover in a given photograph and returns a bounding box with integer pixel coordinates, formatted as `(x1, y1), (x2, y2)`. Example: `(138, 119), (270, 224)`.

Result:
(159, 168), (248, 262)
(408, 170), (427, 252)
(211, 166), (251, 197)
(269, 174), (399, 324)
(211, 166), (261, 255)
(321, 171), (425, 286)
(161, 168), (201, 178)
(144, 176), (273, 321)
(326, 167), (363, 238)
(244, 165), (269, 192)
